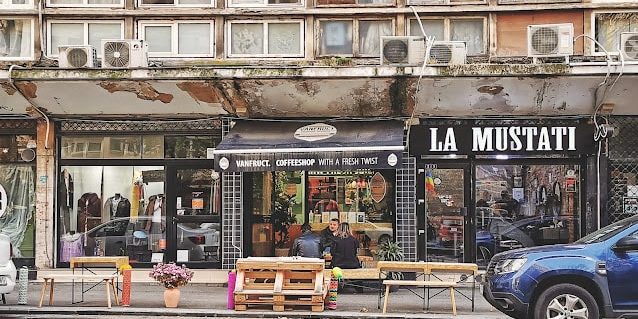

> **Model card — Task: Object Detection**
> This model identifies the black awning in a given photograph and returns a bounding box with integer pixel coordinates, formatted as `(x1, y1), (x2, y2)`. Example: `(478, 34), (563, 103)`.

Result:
(213, 120), (404, 172)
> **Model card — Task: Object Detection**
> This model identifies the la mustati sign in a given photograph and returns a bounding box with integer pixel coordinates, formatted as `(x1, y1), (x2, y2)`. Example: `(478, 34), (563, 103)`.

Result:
(410, 124), (594, 155)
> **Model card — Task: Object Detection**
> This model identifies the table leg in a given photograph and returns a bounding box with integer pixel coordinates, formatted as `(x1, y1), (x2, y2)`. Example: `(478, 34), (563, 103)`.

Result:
(111, 279), (120, 305)
(38, 279), (48, 307)
(48, 279), (55, 305)
(450, 287), (456, 316)
(471, 276), (475, 311)
(382, 284), (391, 314)
(105, 279), (112, 308)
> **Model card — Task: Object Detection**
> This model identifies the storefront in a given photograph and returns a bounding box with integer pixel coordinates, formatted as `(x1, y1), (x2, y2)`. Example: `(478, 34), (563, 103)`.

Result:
(56, 120), (223, 268)
(0, 120), (37, 269)
(409, 119), (595, 267)
(214, 120), (405, 261)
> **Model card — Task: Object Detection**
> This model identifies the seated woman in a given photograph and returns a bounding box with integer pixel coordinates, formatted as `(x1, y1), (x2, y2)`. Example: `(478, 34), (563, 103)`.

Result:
(330, 222), (361, 269)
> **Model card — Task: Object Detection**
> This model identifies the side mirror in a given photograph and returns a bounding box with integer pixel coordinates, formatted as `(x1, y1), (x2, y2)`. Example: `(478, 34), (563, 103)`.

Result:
(614, 236), (638, 251)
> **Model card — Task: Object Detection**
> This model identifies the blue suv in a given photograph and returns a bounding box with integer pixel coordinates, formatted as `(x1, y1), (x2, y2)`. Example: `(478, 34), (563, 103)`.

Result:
(483, 214), (638, 319)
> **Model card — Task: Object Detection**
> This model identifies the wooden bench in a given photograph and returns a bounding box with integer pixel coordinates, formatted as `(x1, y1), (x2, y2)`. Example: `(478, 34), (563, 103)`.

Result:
(382, 280), (458, 315)
(39, 275), (119, 308)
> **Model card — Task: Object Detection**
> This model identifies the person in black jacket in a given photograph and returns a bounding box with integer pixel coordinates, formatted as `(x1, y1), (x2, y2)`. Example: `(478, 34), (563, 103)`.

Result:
(330, 222), (360, 269)
(320, 218), (339, 254)
(289, 223), (322, 258)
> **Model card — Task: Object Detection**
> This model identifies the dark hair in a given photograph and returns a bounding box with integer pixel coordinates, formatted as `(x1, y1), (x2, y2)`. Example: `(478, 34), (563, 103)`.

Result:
(330, 218), (340, 223)
(337, 222), (353, 239)
(301, 223), (312, 232)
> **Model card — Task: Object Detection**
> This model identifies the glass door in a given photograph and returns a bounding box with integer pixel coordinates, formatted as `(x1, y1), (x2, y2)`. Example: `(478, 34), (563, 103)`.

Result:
(417, 163), (472, 263)
(165, 164), (221, 267)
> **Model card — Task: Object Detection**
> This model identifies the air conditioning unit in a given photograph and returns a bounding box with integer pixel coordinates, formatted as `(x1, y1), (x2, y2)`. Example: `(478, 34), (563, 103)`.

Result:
(527, 23), (574, 58)
(58, 45), (97, 68)
(428, 41), (467, 65)
(101, 39), (148, 68)
(380, 36), (426, 66)
(620, 32), (638, 61)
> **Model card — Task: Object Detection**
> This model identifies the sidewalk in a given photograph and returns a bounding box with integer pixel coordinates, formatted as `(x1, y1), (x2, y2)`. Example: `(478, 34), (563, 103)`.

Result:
(0, 282), (508, 319)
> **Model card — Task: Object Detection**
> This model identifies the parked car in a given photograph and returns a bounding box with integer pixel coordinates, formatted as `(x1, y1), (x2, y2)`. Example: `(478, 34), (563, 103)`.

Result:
(0, 234), (17, 298)
(483, 214), (638, 319)
(84, 217), (220, 262)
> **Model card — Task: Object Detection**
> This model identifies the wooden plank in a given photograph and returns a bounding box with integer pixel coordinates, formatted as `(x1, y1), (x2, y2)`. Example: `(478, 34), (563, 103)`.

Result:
(43, 275), (118, 280)
(382, 280), (458, 287)
(234, 271), (245, 292)
(273, 271), (284, 293)
(314, 271), (323, 293)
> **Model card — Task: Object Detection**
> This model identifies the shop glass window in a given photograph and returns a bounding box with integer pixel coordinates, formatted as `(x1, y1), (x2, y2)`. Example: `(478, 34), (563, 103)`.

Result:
(47, 0), (122, 8)
(474, 164), (581, 267)
(0, 19), (34, 60)
(0, 0), (34, 7)
(408, 17), (486, 55)
(139, 21), (214, 57)
(139, 0), (213, 7)
(227, 0), (301, 8)
(316, 0), (392, 7)
(58, 166), (166, 264)
(228, 21), (304, 58)
(595, 12), (638, 53)
(164, 136), (215, 159)
(0, 135), (35, 162)
(407, 0), (482, 5)
(318, 19), (393, 57)
(47, 20), (124, 57)
(0, 164), (36, 259)
(61, 136), (142, 159)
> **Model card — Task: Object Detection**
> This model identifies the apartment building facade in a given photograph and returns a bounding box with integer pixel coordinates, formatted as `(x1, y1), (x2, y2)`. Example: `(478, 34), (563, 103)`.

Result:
(1, 0), (638, 272)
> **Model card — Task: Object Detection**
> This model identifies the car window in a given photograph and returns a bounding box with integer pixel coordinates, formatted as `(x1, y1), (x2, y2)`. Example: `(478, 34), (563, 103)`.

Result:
(576, 215), (638, 244)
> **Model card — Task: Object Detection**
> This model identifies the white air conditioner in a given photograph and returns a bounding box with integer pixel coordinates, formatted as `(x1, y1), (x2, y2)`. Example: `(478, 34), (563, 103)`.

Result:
(58, 45), (97, 68)
(527, 23), (574, 58)
(428, 41), (467, 65)
(380, 36), (426, 66)
(101, 39), (148, 68)
(620, 32), (638, 61)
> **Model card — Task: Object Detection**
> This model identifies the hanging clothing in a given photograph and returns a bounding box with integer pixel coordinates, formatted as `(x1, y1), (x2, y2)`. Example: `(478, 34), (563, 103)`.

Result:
(58, 169), (74, 234)
(77, 193), (101, 234)
(60, 232), (84, 262)
(145, 195), (165, 251)
(103, 195), (131, 219)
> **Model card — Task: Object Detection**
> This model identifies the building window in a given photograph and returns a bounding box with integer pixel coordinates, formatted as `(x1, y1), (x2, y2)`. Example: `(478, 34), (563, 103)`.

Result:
(407, 0), (482, 5)
(46, 0), (123, 8)
(228, 20), (304, 58)
(316, 0), (392, 7)
(408, 17), (486, 55)
(227, 0), (301, 8)
(61, 135), (217, 159)
(47, 20), (124, 57)
(594, 12), (638, 54)
(0, 0), (34, 8)
(0, 18), (34, 60)
(139, 0), (213, 7)
(318, 19), (393, 57)
(139, 21), (214, 58)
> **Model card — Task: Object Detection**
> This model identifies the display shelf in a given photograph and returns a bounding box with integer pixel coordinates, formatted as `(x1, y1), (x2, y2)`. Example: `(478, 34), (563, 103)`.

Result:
(310, 222), (392, 232)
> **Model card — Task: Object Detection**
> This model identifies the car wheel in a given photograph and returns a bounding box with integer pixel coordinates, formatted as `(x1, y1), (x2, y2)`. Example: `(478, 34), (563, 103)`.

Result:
(533, 283), (599, 319)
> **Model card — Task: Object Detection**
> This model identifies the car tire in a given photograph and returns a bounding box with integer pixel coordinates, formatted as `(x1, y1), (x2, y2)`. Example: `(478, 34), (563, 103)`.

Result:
(533, 283), (599, 319)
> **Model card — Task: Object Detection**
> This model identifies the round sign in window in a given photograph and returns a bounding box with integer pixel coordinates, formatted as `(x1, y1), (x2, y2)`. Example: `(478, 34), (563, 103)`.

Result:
(387, 153), (398, 167)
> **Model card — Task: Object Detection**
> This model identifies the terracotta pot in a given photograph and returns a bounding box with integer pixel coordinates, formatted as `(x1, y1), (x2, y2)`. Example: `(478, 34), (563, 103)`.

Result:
(164, 287), (181, 308)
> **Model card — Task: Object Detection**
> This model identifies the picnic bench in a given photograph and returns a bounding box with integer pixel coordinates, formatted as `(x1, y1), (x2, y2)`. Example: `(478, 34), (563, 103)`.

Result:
(234, 257), (329, 312)
(377, 261), (478, 315)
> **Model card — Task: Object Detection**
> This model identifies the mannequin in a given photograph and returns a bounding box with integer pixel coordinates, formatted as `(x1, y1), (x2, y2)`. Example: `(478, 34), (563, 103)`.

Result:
(103, 193), (131, 219)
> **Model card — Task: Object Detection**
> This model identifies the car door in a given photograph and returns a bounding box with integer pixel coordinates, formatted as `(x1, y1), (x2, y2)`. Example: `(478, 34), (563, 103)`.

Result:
(606, 226), (638, 311)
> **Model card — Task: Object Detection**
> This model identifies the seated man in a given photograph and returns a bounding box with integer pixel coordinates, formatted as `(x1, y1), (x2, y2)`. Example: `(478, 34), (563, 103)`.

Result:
(289, 223), (322, 258)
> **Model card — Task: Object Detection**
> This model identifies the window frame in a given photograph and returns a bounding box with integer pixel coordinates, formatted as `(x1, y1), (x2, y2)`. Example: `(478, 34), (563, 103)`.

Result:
(137, 0), (214, 8)
(226, 0), (303, 8)
(316, 17), (395, 58)
(45, 0), (123, 9)
(0, 0), (34, 9)
(407, 16), (488, 56)
(406, 0), (485, 6)
(138, 20), (215, 58)
(591, 10), (638, 56)
(46, 19), (125, 57)
(0, 17), (35, 61)
(314, 0), (394, 8)
(226, 19), (305, 59)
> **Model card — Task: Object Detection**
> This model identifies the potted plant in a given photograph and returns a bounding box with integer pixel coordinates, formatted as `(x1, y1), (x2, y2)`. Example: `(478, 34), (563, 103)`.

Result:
(375, 241), (404, 281)
(149, 262), (194, 308)
(271, 172), (297, 256)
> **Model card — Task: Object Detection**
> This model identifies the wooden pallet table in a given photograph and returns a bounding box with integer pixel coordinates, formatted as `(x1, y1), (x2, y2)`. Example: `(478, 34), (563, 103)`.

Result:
(234, 257), (329, 312)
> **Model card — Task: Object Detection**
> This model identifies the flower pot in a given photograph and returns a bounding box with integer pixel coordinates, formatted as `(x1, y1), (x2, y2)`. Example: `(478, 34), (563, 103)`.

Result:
(164, 287), (181, 308)
(275, 248), (289, 257)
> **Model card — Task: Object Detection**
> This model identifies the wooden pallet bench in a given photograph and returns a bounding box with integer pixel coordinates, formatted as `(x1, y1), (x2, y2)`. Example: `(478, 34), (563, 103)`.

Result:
(234, 257), (328, 312)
